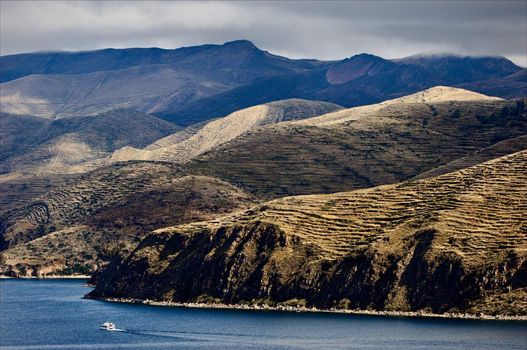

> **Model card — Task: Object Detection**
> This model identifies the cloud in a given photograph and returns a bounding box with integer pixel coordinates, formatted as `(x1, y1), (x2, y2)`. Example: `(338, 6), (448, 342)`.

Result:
(1, 0), (525, 66)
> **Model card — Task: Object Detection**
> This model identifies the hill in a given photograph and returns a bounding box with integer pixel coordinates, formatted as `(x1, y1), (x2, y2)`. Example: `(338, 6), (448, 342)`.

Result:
(187, 97), (526, 197)
(297, 86), (502, 127)
(110, 99), (343, 163)
(0, 174), (78, 213)
(0, 162), (257, 276)
(0, 109), (179, 176)
(89, 150), (527, 316)
(413, 135), (527, 180)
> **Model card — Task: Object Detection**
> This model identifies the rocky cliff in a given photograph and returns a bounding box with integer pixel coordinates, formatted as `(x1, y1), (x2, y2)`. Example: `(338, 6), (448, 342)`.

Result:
(90, 151), (527, 316)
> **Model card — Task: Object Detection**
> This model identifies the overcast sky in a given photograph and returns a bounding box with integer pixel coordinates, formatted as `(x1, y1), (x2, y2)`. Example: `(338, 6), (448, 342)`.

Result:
(1, 0), (526, 66)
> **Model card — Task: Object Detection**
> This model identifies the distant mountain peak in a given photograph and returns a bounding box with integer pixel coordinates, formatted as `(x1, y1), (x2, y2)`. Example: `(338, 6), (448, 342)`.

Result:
(326, 53), (394, 84)
(348, 53), (385, 61)
(222, 39), (258, 50)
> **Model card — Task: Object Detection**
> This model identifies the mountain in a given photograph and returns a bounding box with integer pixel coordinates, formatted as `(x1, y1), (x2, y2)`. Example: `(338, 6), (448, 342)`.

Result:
(109, 99), (343, 163)
(1, 41), (524, 125)
(0, 40), (322, 120)
(0, 162), (257, 276)
(158, 54), (523, 124)
(0, 109), (179, 176)
(88, 150), (527, 317)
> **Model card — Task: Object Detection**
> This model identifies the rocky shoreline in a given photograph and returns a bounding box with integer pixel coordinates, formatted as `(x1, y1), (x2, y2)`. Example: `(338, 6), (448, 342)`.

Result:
(89, 296), (527, 322)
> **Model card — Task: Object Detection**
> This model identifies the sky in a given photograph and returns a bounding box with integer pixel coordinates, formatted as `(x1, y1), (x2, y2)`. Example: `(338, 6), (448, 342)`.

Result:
(1, 0), (526, 66)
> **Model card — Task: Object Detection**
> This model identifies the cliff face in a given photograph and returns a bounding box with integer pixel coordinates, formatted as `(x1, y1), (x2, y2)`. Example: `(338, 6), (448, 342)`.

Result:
(91, 151), (527, 316)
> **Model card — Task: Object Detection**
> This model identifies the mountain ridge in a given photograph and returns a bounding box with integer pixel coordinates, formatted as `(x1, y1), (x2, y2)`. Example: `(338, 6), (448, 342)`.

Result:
(0, 40), (321, 83)
(1, 40), (524, 125)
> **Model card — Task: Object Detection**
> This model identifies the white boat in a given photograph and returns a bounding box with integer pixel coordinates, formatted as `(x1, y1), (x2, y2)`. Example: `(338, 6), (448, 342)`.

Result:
(100, 322), (116, 331)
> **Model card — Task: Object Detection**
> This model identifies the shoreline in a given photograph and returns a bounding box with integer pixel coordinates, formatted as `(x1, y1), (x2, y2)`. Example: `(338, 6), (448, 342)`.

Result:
(0, 274), (91, 280)
(93, 296), (527, 322)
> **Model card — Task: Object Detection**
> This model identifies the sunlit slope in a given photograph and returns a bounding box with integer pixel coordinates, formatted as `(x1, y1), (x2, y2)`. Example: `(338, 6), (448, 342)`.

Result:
(297, 86), (502, 127)
(110, 99), (342, 163)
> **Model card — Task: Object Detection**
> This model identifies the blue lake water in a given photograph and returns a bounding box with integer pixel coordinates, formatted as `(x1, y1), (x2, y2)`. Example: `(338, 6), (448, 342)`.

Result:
(1, 279), (526, 350)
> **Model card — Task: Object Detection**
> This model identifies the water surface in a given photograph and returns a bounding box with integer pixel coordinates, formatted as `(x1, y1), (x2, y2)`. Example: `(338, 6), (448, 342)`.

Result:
(1, 279), (526, 350)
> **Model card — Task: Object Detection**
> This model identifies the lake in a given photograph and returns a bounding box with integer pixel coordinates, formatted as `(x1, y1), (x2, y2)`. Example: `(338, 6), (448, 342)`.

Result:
(1, 279), (526, 350)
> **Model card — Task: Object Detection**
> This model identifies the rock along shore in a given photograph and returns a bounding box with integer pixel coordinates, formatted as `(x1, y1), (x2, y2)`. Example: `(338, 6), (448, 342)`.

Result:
(88, 296), (527, 322)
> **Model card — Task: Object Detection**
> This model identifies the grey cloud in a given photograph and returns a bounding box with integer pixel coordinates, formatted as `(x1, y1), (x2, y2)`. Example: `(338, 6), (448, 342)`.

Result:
(1, 0), (525, 66)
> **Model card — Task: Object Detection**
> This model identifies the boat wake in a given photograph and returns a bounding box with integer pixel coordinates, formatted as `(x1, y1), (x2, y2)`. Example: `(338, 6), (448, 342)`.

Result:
(116, 329), (186, 340)
(108, 326), (284, 343)
(120, 328), (285, 342)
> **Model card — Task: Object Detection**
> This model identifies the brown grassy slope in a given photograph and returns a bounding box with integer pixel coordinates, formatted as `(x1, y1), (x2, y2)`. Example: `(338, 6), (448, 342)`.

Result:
(0, 162), (257, 276)
(91, 151), (527, 315)
(188, 99), (526, 197)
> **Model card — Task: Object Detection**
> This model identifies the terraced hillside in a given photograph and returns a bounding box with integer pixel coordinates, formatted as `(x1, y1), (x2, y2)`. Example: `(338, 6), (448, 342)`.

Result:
(110, 99), (342, 163)
(0, 174), (78, 212)
(0, 162), (257, 276)
(188, 97), (526, 197)
(91, 151), (527, 316)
